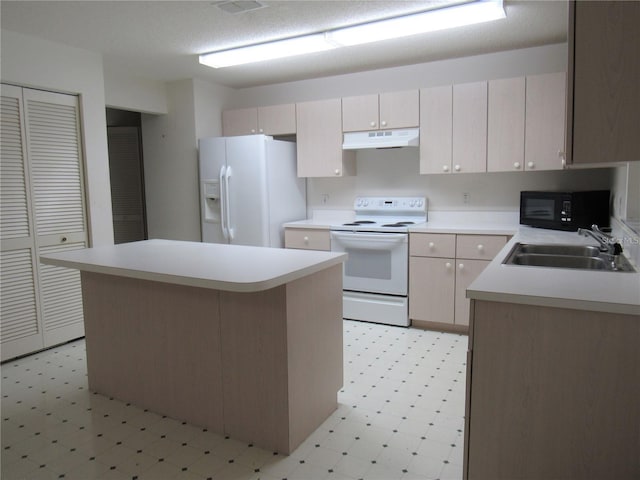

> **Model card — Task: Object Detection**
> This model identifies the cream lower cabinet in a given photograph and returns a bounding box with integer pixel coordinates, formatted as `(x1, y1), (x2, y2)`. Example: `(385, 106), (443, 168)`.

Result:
(465, 300), (639, 479)
(284, 228), (331, 251)
(409, 233), (507, 330)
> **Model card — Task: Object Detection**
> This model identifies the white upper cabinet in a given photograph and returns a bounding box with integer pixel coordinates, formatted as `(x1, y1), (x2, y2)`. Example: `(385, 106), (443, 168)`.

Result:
(342, 90), (419, 132)
(569, 1), (640, 164)
(487, 77), (526, 172)
(296, 98), (355, 178)
(222, 104), (296, 136)
(419, 85), (452, 175)
(452, 81), (488, 174)
(524, 72), (567, 171)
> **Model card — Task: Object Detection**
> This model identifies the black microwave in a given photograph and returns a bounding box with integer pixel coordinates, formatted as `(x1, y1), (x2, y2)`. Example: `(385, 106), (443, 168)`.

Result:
(520, 190), (610, 231)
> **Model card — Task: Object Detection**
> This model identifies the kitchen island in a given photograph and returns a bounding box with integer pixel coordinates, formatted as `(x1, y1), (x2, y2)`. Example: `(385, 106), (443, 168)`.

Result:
(40, 239), (347, 454)
(463, 226), (640, 479)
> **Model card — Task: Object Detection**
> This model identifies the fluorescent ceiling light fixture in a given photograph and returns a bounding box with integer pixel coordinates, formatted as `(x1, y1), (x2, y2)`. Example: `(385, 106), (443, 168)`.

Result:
(199, 0), (505, 68)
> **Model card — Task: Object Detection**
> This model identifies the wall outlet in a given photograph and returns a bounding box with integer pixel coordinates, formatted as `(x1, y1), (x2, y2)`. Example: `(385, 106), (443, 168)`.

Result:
(463, 192), (470, 204)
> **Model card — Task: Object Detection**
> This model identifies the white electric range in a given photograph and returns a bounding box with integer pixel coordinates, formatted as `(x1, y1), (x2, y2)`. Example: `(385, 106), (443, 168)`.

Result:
(329, 196), (427, 326)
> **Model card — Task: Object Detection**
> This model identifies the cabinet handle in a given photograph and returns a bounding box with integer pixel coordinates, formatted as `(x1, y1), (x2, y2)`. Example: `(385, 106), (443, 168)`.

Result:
(259, 128), (264, 133)
(513, 162), (521, 169)
(477, 244), (484, 252)
(250, 128), (256, 134)
(370, 121), (377, 128)
(334, 169), (340, 175)
(381, 120), (387, 127)
(445, 262), (452, 269)
(527, 161), (534, 169)
(61, 236), (68, 243)
(442, 165), (449, 172)
(454, 164), (461, 172)
(428, 242), (435, 249)
(458, 263), (464, 270)
(303, 236), (309, 244)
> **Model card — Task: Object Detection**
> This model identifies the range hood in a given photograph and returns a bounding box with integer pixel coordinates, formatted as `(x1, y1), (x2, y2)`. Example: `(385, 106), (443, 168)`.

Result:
(342, 128), (419, 150)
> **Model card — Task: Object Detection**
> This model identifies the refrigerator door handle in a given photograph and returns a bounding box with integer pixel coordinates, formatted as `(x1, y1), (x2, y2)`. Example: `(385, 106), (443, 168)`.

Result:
(225, 166), (234, 241)
(219, 166), (229, 240)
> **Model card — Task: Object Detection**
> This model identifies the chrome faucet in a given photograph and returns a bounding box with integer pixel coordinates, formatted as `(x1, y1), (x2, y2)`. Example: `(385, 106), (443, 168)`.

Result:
(578, 224), (623, 255)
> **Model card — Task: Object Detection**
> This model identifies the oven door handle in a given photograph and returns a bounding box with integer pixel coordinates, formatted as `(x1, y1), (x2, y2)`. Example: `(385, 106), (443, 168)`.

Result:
(330, 231), (407, 249)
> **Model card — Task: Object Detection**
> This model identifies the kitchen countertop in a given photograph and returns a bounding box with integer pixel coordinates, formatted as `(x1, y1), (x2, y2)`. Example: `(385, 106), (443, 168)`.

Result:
(40, 239), (347, 293)
(285, 210), (520, 235)
(467, 227), (640, 315)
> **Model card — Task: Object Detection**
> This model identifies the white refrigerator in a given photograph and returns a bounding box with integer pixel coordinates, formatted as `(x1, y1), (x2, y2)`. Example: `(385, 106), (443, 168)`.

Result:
(198, 135), (306, 248)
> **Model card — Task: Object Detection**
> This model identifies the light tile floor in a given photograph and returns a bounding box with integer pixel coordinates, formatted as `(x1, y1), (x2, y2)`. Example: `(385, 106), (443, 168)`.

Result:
(1, 320), (467, 480)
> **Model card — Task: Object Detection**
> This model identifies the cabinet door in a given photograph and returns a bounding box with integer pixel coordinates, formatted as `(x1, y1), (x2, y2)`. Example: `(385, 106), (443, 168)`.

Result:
(487, 77), (525, 172)
(258, 104), (296, 135)
(410, 233), (456, 258)
(525, 72), (566, 171)
(379, 90), (419, 129)
(23, 88), (88, 348)
(284, 228), (330, 251)
(1, 84), (42, 360)
(342, 94), (379, 132)
(571, 1), (640, 164)
(419, 85), (453, 174)
(222, 108), (258, 136)
(453, 81), (487, 173)
(296, 99), (355, 177)
(409, 256), (455, 324)
(454, 259), (489, 326)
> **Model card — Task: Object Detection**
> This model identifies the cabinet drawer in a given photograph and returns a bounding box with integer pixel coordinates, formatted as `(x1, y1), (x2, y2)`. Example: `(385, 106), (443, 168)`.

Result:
(456, 235), (507, 260)
(410, 233), (456, 258)
(284, 228), (330, 251)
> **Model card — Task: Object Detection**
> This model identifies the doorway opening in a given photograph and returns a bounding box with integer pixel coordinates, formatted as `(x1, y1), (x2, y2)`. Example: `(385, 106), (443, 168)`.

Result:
(106, 108), (148, 244)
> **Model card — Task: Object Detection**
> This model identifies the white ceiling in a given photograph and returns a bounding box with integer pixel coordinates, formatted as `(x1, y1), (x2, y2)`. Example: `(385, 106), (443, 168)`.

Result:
(0, 0), (567, 89)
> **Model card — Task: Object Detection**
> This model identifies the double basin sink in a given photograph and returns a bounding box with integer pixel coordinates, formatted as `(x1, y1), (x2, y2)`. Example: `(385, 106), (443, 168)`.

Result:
(503, 243), (636, 272)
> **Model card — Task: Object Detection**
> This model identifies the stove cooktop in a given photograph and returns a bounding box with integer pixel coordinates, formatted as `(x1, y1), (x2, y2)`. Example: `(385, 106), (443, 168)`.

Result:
(330, 196), (427, 233)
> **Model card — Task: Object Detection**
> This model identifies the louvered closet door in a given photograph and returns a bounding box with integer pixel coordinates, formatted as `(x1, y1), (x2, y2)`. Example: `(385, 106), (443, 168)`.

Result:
(1, 84), (43, 360)
(23, 88), (88, 348)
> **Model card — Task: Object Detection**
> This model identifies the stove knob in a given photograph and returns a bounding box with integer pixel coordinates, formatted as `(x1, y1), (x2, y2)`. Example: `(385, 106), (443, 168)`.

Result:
(409, 200), (415, 207)
(356, 199), (362, 207)
(363, 200), (369, 207)
(417, 200), (423, 207)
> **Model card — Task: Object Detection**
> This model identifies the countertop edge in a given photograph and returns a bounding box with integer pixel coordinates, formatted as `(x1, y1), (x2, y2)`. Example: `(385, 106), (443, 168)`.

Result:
(467, 288), (640, 316)
(40, 251), (347, 293)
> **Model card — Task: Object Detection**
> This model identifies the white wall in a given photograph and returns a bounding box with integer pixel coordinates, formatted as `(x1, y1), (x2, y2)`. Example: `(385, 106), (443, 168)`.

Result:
(142, 79), (202, 241)
(104, 67), (168, 114)
(141, 78), (234, 241)
(226, 43), (568, 107)
(0, 29), (114, 246)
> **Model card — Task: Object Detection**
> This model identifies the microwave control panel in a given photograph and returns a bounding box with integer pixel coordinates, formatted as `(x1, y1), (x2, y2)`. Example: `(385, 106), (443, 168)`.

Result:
(561, 200), (572, 223)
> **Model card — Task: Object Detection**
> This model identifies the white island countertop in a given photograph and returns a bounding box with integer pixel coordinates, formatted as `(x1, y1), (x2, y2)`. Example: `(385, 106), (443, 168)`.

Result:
(468, 227), (640, 316)
(40, 239), (347, 293)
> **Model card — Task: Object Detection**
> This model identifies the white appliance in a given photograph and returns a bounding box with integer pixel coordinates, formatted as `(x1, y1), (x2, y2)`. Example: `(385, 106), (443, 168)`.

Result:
(330, 196), (427, 327)
(199, 135), (306, 248)
(342, 128), (419, 150)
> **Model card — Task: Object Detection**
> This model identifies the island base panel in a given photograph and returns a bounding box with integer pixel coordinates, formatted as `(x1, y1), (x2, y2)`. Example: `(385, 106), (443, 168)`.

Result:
(80, 272), (224, 432)
(220, 263), (343, 453)
(79, 265), (343, 455)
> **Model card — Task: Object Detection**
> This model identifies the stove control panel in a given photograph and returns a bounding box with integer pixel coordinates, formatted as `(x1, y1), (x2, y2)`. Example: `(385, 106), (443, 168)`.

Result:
(354, 196), (427, 213)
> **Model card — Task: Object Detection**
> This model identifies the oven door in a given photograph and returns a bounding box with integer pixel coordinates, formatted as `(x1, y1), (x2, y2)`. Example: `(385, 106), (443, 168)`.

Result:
(330, 231), (408, 295)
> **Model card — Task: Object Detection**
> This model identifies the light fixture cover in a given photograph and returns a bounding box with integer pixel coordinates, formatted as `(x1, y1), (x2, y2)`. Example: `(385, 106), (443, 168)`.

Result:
(199, 0), (505, 68)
